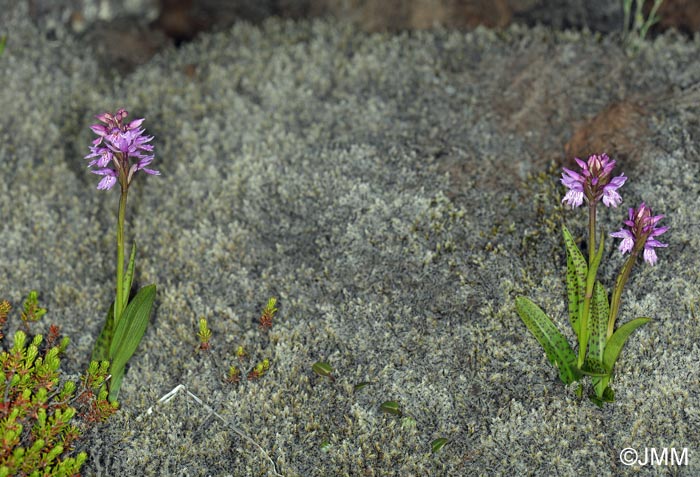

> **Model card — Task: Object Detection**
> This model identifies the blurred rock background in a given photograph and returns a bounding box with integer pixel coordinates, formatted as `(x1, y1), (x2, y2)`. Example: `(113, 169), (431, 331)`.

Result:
(22, 0), (700, 73)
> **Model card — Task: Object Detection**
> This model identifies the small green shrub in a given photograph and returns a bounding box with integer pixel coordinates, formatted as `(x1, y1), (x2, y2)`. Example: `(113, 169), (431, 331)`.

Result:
(0, 293), (118, 476)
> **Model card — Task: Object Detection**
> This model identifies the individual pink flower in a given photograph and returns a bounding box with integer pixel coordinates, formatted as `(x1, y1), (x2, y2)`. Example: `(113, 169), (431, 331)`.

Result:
(91, 168), (119, 191)
(561, 153), (626, 208)
(610, 203), (668, 266)
(85, 109), (159, 190)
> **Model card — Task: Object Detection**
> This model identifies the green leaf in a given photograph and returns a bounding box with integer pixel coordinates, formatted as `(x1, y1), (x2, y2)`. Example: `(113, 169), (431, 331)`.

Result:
(312, 361), (334, 380)
(108, 284), (156, 400)
(588, 384), (615, 407)
(515, 296), (580, 385)
(380, 401), (402, 416)
(603, 317), (651, 373)
(122, 242), (137, 310)
(108, 367), (125, 402)
(563, 226), (587, 337)
(579, 361), (608, 377)
(588, 394), (604, 407)
(587, 279), (609, 398)
(353, 382), (370, 392)
(109, 284), (155, 363)
(588, 280), (610, 364)
(91, 300), (115, 363)
(431, 438), (448, 454)
(602, 385), (615, 402)
(585, 281), (609, 390)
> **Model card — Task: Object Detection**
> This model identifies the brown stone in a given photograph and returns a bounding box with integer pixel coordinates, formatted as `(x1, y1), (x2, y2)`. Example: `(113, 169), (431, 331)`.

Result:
(87, 22), (169, 73)
(410, 0), (512, 30)
(309, 0), (513, 32)
(564, 101), (649, 168)
(656, 0), (700, 33)
(155, 0), (200, 43)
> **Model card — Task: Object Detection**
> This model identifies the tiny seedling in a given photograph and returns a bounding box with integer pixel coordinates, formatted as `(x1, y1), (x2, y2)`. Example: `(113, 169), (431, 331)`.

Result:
(312, 361), (335, 382)
(197, 317), (212, 351)
(235, 345), (248, 360)
(259, 297), (278, 330)
(247, 358), (270, 380)
(225, 304), (280, 385)
(320, 440), (332, 453)
(226, 365), (241, 384)
(20, 290), (47, 325)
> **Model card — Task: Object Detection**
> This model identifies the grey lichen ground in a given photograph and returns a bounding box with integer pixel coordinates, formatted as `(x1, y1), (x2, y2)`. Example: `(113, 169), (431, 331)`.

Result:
(1, 2), (700, 476)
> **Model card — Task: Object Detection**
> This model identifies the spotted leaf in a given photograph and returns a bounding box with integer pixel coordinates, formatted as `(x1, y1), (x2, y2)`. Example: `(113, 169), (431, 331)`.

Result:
(516, 296), (581, 385)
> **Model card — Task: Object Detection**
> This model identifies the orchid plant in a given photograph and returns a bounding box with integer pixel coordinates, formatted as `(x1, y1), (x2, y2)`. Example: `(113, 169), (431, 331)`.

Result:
(85, 109), (160, 401)
(516, 153), (668, 405)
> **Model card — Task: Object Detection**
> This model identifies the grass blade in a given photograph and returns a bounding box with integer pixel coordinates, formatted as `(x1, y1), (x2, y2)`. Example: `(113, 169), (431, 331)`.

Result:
(91, 300), (115, 363)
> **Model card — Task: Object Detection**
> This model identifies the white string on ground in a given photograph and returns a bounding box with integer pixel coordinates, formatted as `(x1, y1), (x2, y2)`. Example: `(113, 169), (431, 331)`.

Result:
(137, 384), (283, 477)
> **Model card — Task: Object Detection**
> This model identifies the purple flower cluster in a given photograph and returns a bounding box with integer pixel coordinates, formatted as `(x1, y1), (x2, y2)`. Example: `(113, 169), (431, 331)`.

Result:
(610, 203), (668, 266)
(561, 152), (669, 266)
(561, 153), (626, 208)
(85, 109), (159, 190)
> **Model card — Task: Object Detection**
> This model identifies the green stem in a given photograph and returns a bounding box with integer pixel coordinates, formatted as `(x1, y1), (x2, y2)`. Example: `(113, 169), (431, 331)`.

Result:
(623, 0), (631, 38)
(634, 0), (644, 32)
(578, 230), (604, 368)
(639, 0), (663, 40)
(607, 250), (638, 339)
(115, 183), (129, 326)
(588, 202), (596, 266)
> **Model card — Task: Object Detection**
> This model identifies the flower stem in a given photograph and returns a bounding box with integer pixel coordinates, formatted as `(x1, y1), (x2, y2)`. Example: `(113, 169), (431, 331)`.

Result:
(578, 229), (605, 368)
(578, 203), (597, 367)
(588, 202), (596, 266)
(115, 184), (128, 325)
(607, 250), (638, 339)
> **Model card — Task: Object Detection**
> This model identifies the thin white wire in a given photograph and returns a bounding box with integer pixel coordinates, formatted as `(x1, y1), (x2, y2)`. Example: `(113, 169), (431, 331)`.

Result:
(137, 384), (283, 476)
